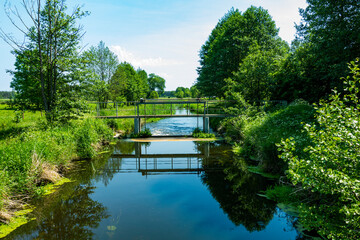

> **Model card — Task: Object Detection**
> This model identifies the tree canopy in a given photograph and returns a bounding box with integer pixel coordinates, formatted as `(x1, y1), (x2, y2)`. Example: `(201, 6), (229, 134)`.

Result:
(147, 73), (166, 96)
(196, 6), (286, 98)
(82, 41), (118, 103)
(108, 62), (149, 102)
(274, 0), (360, 102)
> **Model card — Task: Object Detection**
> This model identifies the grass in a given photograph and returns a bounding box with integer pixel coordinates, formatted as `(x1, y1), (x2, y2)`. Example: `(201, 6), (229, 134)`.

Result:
(224, 100), (316, 174)
(191, 127), (216, 138)
(0, 102), (139, 229)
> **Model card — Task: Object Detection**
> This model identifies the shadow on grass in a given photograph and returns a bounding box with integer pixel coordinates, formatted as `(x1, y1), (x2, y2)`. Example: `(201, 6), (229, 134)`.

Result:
(0, 126), (30, 141)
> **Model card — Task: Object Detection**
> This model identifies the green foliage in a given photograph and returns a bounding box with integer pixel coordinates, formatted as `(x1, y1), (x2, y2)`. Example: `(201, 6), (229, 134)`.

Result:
(175, 90), (184, 98)
(0, 92), (14, 100)
(265, 185), (295, 203)
(147, 74), (166, 96)
(196, 6), (287, 98)
(109, 62), (148, 102)
(13, 110), (24, 124)
(74, 118), (112, 159)
(278, 59), (360, 239)
(7, 0), (89, 122)
(82, 41), (118, 103)
(0, 112), (114, 209)
(191, 128), (215, 138)
(130, 128), (152, 138)
(190, 86), (201, 98)
(149, 91), (159, 99)
(274, 0), (360, 103)
(226, 42), (288, 101)
(223, 98), (315, 174)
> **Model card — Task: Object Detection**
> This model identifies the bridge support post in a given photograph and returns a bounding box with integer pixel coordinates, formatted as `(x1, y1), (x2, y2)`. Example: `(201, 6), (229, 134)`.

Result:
(204, 142), (210, 158)
(134, 118), (141, 134)
(203, 117), (209, 133)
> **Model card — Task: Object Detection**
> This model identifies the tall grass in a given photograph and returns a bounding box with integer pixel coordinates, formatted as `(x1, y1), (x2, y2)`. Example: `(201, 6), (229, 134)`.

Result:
(0, 102), (121, 216)
(222, 101), (316, 174)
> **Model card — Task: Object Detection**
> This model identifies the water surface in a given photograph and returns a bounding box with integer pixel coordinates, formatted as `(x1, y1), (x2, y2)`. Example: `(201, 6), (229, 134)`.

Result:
(4, 114), (302, 239)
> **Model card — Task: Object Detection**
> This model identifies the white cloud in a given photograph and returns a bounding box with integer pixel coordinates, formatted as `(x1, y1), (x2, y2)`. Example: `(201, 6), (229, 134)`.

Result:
(109, 45), (182, 68)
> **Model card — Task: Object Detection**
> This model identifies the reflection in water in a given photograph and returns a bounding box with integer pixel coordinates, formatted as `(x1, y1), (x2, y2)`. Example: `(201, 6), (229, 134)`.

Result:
(6, 183), (109, 240)
(5, 140), (301, 240)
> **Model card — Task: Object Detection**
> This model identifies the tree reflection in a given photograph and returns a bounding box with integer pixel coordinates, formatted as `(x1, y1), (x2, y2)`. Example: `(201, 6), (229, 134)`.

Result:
(201, 155), (277, 232)
(34, 185), (109, 239)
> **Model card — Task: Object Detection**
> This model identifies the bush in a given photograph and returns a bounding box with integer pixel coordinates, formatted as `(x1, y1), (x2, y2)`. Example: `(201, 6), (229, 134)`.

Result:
(191, 127), (215, 138)
(224, 100), (315, 174)
(278, 59), (360, 239)
(0, 117), (113, 210)
(130, 128), (152, 138)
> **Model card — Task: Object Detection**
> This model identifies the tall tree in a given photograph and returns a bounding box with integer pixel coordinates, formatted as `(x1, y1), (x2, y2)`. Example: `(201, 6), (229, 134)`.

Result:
(196, 7), (283, 98)
(147, 73), (165, 96)
(226, 42), (288, 102)
(1, 0), (88, 121)
(108, 62), (148, 102)
(82, 41), (118, 102)
(286, 0), (360, 102)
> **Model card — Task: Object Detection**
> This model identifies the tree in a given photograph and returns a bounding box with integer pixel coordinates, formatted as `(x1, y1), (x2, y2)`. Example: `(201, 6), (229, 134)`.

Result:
(82, 41), (118, 102)
(196, 7), (283, 98)
(108, 62), (148, 102)
(149, 91), (159, 99)
(278, 60), (360, 239)
(190, 86), (201, 98)
(184, 88), (191, 98)
(291, 0), (360, 101)
(226, 42), (288, 102)
(175, 90), (184, 99)
(1, 0), (88, 121)
(147, 73), (165, 95)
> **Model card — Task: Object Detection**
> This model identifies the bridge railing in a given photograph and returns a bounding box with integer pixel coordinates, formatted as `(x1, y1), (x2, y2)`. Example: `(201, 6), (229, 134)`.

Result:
(94, 100), (231, 117)
(92, 99), (287, 117)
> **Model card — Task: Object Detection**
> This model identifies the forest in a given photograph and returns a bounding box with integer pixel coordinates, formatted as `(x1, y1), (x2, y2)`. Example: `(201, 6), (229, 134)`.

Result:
(0, 0), (359, 239)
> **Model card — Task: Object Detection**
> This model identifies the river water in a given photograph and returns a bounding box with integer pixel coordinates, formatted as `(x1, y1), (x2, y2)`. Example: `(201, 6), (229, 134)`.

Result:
(5, 111), (303, 239)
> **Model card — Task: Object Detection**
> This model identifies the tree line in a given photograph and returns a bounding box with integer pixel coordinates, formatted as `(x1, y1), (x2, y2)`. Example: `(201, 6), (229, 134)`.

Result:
(0, 0), (166, 121)
(0, 91), (14, 99)
(195, 1), (360, 104)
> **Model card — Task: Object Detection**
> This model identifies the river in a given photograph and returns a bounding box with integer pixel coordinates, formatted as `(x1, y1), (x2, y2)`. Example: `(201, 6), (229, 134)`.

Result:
(4, 111), (303, 239)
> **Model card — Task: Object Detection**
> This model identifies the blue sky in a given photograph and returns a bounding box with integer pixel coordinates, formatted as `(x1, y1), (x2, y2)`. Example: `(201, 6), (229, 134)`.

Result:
(0, 0), (307, 91)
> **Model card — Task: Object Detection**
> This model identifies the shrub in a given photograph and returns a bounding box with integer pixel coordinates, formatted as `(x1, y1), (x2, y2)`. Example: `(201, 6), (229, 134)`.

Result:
(278, 59), (360, 239)
(130, 128), (152, 138)
(224, 100), (315, 174)
(192, 127), (215, 138)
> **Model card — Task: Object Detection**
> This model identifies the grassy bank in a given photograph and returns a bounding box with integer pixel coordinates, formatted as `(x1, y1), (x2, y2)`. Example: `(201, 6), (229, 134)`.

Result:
(0, 103), (133, 226)
(221, 100), (316, 174)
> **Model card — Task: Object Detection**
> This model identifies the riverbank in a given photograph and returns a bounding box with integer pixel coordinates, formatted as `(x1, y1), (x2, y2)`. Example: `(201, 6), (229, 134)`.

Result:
(0, 103), (134, 236)
(220, 62), (360, 239)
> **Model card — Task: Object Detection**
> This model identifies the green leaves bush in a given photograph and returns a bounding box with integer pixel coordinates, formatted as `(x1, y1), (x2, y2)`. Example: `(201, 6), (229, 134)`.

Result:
(224, 99), (315, 174)
(278, 59), (360, 240)
(0, 117), (113, 208)
(192, 127), (215, 138)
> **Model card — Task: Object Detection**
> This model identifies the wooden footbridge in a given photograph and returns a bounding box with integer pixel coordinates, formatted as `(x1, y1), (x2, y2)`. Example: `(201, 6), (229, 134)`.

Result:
(95, 99), (232, 134)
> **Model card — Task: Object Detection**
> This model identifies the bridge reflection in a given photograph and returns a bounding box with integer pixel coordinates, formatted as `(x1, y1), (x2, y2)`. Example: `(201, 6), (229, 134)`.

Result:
(111, 141), (223, 175)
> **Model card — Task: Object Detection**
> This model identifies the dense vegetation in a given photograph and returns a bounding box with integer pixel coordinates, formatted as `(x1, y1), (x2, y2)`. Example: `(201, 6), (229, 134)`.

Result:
(196, 1), (360, 239)
(278, 60), (360, 239)
(0, 103), (127, 224)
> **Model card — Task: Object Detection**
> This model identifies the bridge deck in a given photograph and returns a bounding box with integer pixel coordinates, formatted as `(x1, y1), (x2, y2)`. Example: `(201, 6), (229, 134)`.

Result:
(96, 114), (230, 119)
